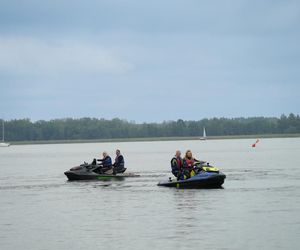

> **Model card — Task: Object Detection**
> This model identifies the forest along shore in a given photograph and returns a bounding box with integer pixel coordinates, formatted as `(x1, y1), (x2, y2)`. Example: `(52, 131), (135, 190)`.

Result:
(9, 134), (300, 145)
(2, 114), (300, 144)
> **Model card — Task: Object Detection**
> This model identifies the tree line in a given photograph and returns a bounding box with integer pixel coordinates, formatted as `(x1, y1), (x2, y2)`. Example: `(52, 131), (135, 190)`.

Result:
(1, 113), (300, 142)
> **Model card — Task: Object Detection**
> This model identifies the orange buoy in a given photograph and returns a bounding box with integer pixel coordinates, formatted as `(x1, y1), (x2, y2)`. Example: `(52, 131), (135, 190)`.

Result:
(252, 139), (260, 148)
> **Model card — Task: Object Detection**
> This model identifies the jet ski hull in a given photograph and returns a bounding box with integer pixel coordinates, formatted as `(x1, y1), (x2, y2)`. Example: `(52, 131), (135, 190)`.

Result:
(64, 170), (139, 181)
(158, 172), (226, 189)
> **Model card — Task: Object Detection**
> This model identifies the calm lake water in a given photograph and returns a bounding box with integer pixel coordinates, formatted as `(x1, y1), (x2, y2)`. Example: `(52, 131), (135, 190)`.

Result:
(0, 138), (300, 250)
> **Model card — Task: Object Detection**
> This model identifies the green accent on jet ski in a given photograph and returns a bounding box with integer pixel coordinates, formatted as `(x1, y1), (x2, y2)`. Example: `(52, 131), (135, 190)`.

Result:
(96, 176), (113, 180)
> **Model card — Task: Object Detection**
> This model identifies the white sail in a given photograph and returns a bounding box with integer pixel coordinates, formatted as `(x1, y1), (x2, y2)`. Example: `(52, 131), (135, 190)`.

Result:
(200, 127), (207, 140)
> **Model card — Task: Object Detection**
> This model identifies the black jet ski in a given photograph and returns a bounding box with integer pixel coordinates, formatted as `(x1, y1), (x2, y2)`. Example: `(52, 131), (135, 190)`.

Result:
(64, 162), (140, 181)
(158, 164), (226, 189)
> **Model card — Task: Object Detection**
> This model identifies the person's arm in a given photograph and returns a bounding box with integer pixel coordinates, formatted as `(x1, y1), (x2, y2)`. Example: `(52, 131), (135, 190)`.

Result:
(171, 158), (177, 169)
(182, 159), (188, 169)
(114, 156), (120, 167)
(194, 159), (206, 165)
(118, 155), (124, 162)
(96, 158), (104, 166)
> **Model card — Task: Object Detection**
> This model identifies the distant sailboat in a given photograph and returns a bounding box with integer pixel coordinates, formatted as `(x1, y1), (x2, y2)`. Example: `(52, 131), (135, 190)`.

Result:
(0, 120), (10, 147)
(200, 127), (207, 140)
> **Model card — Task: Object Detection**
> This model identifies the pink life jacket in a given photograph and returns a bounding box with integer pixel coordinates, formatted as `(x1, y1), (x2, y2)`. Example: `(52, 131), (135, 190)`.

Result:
(185, 158), (195, 169)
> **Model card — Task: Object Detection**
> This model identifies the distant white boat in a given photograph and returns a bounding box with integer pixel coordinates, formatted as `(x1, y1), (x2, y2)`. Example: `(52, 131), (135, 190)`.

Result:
(0, 120), (10, 147)
(200, 127), (207, 140)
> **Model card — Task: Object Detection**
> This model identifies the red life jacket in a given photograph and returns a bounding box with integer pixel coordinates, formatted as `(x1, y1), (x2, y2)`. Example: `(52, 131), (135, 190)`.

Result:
(185, 158), (195, 169)
(176, 158), (183, 169)
(171, 157), (183, 170)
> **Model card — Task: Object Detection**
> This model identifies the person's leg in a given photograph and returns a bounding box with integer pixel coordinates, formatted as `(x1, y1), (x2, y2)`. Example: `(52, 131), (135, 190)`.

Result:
(172, 170), (178, 178)
(184, 169), (191, 179)
(190, 168), (196, 177)
(102, 166), (113, 174)
(104, 168), (113, 175)
(114, 165), (126, 174)
(177, 171), (184, 180)
(93, 166), (101, 173)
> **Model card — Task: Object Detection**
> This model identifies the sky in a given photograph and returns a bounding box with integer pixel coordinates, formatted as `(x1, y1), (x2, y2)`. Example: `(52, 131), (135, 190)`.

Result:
(0, 0), (299, 122)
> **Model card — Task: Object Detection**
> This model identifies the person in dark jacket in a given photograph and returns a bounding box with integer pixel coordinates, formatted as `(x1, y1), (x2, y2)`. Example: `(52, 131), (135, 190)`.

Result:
(113, 149), (125, 174)
(96, 151), (113, 174)
(170, 150), (184, 180)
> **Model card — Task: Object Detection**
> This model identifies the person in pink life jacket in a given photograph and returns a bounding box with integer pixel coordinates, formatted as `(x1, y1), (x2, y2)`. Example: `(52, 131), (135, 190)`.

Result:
(183, 150), (203, 179)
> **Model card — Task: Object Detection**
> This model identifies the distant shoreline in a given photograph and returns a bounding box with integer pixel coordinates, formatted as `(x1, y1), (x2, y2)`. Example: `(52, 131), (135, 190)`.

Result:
(8, 133), (300, 145)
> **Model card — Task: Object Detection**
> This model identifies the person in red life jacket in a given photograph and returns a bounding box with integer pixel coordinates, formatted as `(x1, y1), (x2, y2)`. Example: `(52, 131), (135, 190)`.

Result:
(170, 150), (184, 180)
(183, 150), (200, 179)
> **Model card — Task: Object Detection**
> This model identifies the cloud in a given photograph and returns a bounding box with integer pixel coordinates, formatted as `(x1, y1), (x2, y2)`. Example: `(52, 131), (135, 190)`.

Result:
(0, 37), (134, 74)
(0, 1), (299, 121)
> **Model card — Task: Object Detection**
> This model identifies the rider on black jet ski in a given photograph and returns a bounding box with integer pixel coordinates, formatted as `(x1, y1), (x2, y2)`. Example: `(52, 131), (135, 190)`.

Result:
(113, 149), (125, 174)
(92, 151), (113, 174)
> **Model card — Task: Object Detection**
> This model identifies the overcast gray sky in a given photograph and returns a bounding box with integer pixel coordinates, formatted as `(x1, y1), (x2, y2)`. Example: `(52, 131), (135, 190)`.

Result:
(0, 0), (299, 121)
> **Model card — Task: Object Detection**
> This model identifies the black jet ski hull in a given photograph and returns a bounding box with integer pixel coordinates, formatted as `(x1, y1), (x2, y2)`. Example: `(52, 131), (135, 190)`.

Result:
(158, 172), (226, 189)
(64, 171), (140, 181)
